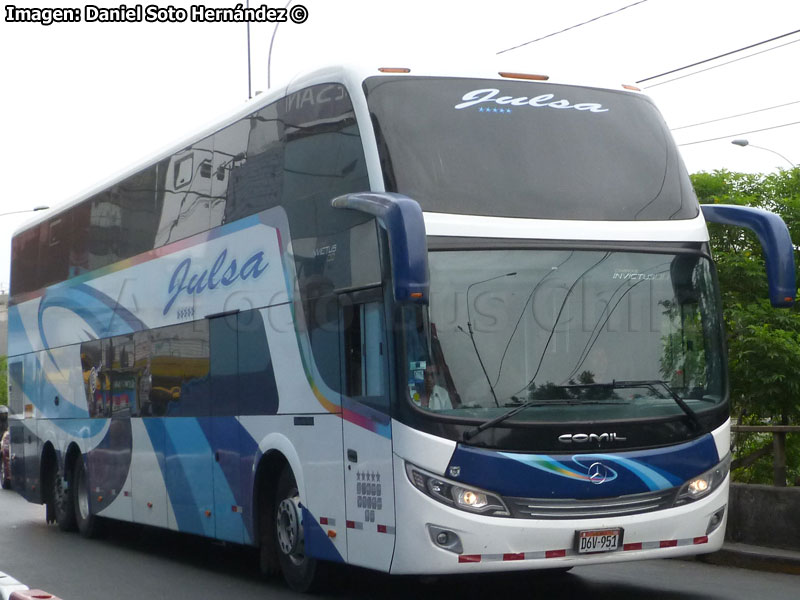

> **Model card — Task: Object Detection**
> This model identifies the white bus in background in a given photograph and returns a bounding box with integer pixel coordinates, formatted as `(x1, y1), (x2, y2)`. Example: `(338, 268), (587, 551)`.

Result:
(8, 64), (795, 592)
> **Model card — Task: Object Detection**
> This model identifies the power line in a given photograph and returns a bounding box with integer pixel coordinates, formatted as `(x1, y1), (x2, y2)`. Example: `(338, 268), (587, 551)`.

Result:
(677, 121), (800, 147)
(643, 38), (800, 89)
(671, 100), (800, 131)
(496, 0), (650, 55)
(637, 29), (800, 84)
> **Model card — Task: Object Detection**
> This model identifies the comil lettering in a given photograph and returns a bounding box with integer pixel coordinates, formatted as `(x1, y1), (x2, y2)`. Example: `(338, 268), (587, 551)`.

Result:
(455, 88), (609, 113)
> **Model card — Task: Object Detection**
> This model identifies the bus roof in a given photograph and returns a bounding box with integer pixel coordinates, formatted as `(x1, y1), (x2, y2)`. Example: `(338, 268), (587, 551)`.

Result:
(13, 63), (643, 238)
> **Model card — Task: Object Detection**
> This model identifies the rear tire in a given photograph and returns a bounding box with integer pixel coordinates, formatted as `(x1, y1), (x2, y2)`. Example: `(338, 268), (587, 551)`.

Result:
(52, 462), (76, 532)
(73, 458), (100, 538)
(274, 467), (327, 592)
(259, 486), (279, 577)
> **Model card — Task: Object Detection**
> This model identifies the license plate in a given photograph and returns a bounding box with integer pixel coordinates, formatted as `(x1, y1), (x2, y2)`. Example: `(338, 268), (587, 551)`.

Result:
(576, 528), (623, 554)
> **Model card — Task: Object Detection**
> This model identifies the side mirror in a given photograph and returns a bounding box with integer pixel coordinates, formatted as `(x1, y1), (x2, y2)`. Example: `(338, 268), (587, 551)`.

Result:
(701, 204), (796, 308)
(332, 192), (429, 303)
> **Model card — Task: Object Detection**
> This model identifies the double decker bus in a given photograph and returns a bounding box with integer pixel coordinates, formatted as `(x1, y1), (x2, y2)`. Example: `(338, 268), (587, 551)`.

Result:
(7, 64), (795, 591)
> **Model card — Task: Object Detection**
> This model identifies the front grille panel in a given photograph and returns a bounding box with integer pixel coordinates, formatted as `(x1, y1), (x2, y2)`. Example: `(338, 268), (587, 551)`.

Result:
(506, 488), (678, 520)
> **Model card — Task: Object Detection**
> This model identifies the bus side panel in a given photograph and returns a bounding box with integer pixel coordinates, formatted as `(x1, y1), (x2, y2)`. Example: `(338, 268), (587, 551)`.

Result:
(130, 418), (172, 528)
(240, 415), (347, 563)
(163, 417), (215, 538)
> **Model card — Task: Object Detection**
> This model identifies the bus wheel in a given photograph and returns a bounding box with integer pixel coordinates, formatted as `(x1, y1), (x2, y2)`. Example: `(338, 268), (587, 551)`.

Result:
(73, 458), (99, 538)
(274, 467), (327, 592)
(52, 464), (76, 532)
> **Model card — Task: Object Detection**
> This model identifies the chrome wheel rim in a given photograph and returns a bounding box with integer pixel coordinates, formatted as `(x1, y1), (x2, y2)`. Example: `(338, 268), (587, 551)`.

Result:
(76, 465), (90, 521)
(276, 494), (304, 566)
(54, 472), (69, 513)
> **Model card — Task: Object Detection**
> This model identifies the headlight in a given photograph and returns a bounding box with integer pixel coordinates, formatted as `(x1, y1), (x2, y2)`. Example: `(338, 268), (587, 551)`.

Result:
(405, 462), (509, 516)
(674, 454), (730, 505)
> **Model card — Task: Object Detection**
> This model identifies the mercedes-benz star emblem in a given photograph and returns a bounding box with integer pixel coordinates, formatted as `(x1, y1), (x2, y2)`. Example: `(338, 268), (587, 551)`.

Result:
(588, 462), (611, 485)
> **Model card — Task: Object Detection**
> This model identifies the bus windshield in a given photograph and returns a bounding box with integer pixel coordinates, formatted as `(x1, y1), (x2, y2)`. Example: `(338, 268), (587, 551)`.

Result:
(404, 249), (725, 424)
(365, 76), (698, 221)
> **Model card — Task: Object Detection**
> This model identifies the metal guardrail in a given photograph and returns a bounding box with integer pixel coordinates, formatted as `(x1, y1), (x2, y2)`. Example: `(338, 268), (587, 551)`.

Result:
(731, 425), (800, 486)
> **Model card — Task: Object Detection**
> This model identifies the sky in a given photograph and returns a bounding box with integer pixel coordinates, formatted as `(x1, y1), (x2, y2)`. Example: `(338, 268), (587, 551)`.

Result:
(1, 0), (799, 292)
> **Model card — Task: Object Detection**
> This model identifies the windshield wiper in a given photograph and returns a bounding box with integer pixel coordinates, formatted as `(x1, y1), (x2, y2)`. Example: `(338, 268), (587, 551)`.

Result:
(462, 379), (700, 442)
(461, 272), (517, 408)
(562, 379), (701, 429)
(462, 397), (626, 441)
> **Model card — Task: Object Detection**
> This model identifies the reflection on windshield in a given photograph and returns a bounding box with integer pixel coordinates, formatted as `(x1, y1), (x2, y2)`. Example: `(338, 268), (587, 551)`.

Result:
(404, 250), (724, 423)
(365, 76), (699, 221)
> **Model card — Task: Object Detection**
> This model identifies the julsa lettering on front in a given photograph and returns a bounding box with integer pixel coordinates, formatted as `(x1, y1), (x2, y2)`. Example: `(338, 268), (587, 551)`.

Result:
(454, 88), (609, 113)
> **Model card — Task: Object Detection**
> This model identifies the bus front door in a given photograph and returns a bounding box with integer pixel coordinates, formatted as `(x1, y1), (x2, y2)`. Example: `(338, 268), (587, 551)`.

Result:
(340, 290), (396, 571)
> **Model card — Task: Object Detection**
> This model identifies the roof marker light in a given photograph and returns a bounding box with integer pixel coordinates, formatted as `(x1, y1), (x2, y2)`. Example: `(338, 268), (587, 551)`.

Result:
(622, 84), (641, 91)
(379, 67), (411, 73)
(499, 72), (549, 81)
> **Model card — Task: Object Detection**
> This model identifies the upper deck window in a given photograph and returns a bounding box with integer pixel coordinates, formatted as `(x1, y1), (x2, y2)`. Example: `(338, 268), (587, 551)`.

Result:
(365, 76), (698, 221)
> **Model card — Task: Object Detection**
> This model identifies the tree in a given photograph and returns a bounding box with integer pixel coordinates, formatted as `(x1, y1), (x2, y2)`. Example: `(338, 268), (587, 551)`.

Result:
(692, 168), (800, 484)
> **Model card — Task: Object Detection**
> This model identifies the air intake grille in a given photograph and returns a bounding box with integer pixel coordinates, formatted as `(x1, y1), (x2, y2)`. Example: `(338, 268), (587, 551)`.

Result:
(506, 488), (678, 520)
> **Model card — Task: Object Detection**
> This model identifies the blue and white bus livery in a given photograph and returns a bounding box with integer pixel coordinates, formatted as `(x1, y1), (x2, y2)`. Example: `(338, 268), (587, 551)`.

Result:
(7, 65), (794, 591)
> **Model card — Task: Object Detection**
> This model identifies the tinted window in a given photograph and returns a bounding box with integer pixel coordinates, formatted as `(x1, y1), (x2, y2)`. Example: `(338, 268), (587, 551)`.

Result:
(143, 322), (210, 417)
(10, 83), (375, 300)
(279, 84), (376, 298)
(69, 202), (92, 278)
(210, 314), (239, 417)
(342, 296), (388, 410)
(238, 309), (278, 415)
(214, 117), (272, 225)
(109, 335), (136, 416)
(154, 142), (214, 246)
(365, 76), (699, 221)
(81, 339), (107, 418)
(209, 310), (279, 416)
(306, 293), (341, 394)
(39, 215), (71, 288)
(10, 226), (40, 297)
(8, 361), (24, 415)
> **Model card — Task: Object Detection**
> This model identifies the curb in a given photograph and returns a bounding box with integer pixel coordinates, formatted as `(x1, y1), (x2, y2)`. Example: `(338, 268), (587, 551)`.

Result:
(0, 571), (28, 600)
(697, 543), (800, 575)
(0, 572), (62, 600)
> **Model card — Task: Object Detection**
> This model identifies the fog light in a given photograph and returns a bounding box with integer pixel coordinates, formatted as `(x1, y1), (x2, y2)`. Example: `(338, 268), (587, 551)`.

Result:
(428, 525), (463, 554)
(706, 507), (725, 535)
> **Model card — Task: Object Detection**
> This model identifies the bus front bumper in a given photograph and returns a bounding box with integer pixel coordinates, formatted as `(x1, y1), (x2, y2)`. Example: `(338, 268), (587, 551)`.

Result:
(390, 456), (728, 575)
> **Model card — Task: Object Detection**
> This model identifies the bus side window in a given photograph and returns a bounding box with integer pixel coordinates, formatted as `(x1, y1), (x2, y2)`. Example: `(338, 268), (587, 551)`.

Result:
(210, 314), (239, 417)
(81, 339), (105, 418)
(8, 361), (23, 416)
(209, 310), (279, 416)
(145, 322), (210, 418)
(342, 295), (388, 411)
(238, 309), (279, 416)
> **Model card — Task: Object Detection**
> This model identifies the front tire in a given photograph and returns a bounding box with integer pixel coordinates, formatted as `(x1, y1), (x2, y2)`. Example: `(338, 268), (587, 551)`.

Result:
(73, 458), (99, 538)
(274, 467), (327, 592)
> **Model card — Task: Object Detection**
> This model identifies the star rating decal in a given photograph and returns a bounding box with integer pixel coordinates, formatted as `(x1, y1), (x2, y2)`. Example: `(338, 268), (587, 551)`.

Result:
(477, 107), (512, 114)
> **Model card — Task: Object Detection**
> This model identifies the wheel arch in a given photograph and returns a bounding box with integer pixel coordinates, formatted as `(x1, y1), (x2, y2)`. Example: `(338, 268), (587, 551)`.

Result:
(63, 441), (83, 478)
(40, 441), (58, 503)
(252, 433), (305, 541)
